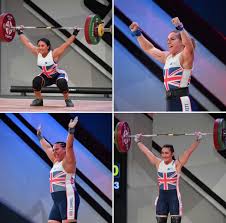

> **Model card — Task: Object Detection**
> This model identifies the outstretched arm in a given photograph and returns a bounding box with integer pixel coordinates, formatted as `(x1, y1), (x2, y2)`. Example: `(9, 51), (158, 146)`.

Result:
(17, 26), (38, 56)
(62, 116), (78, 172)
(171, 17), (194, 68)
(37, 126), (54, 162)
(53, 28), (80, 59)
(135, 134), (161, 167)
(178, 132), (202, 166)
(130, 22), (168, 64)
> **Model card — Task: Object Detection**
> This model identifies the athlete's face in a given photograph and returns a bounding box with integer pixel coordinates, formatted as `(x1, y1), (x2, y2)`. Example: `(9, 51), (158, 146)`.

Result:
(167, 32), (183, 54)
(161, 147), (174, 163)
(53, 144), (66, 161)
(37, 41), (49, 55)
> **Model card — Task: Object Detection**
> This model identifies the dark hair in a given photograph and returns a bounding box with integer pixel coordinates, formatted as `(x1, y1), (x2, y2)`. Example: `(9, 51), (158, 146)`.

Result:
(161, 144), (176, 160)
(170, 30), (196, 49)
(37, 38), (51, 51)
(54, 141), (66, 149)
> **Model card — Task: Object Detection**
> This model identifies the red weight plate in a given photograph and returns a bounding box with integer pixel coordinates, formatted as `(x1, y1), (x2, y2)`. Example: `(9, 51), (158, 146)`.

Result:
(114, 124), (120, 151)
(84, 15), (92, 44)
(0, 13), (16, 42)
(115, 122), (123, 152)
(213, 119), (221, 150)
(116, 121), (131, 153)
(116, 122), (125, 152)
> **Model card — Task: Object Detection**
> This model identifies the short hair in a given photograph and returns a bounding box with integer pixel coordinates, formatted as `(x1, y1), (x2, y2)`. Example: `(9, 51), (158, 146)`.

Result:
(54, 141), (66, 149)
(170, 30), (196, 49)
(37, 38), (51, 51)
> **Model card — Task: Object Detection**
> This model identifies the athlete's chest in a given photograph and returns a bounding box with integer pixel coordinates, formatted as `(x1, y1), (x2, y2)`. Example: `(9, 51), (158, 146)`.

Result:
(164, 52), (183, 69)
(51, 162), (64, 173)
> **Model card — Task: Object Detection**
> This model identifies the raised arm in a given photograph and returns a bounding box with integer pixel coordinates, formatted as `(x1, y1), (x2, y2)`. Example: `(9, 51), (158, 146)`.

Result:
(52, 28), (80, 59)
(62, 117), (78, 172)
(130, 22), (168, 64)
(171, 17), (194, 68)
(135, 134), (161, 167)
(178, 132), (202, 167)
(17, 26), (38, 56)
(37, 126), (54, 162)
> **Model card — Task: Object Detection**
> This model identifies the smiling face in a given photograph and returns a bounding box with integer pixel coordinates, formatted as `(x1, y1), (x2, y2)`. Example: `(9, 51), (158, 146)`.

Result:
(161, 147), (174, 164)
(37, 40), (49, 56)
(167, 31), (184, 55)
(53, 143), (66, 162)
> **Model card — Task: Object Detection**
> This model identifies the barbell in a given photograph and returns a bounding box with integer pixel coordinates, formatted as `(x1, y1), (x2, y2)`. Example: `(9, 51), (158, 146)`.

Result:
(114, 118), (226, 153)
(0, 13), (112, 45)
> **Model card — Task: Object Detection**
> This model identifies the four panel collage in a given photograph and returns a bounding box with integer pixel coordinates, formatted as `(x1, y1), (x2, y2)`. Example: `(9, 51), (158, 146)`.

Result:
(0, 1), (225, 223)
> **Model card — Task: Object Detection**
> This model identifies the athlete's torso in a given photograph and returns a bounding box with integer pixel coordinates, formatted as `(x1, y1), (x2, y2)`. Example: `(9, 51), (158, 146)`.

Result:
(49, 161), (76, 193)
(157, 160), (180, 191)
(37, 50), (59, 76)
(163, 52), (192, 91)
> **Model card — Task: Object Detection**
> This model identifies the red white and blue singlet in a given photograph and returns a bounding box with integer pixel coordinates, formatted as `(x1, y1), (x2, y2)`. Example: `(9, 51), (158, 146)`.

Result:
(163, 52), (191, 91)
(49, 161), (75, 193)
(37, 50), (68, 80)
(49, 161), (77, 220)
(163, 52), (192, 111)
(157, 160), (180, 191)
(155, 160), (183, 216)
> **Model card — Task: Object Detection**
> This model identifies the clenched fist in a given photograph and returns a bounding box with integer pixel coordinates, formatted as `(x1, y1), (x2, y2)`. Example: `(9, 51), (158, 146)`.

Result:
(129, 22), (139, 32)
(171, 17), (182, 27)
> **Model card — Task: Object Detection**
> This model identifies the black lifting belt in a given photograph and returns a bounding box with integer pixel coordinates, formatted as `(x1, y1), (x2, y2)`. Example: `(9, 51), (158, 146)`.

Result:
(166, 87), (189, 99)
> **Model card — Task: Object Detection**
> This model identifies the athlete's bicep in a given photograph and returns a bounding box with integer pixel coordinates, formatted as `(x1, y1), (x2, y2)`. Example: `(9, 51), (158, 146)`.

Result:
(146, 48), (169, 64)
(147, 153), (161, 166)
(181, 47), (194, 69)
(23, 41), (38, 55)
(155, 159), (161, 169)
(45, 149), (55, 163)
(175, 160), (182, 172)
(40, 139), (54, 162)
(53, 43), (68, 58)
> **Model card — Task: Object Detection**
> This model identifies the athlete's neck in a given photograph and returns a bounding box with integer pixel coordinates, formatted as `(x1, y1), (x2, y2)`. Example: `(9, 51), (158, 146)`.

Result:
(171, 48), (183, 57)
(41, 52), (49, 57)
(164, 159), (173, 165)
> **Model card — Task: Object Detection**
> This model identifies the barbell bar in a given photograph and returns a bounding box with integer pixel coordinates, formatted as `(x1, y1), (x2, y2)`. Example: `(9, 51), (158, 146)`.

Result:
(114, 119), (226, 153)
(128, 133), (213, 137)
(5, 25), (112, 32)
(0, 13), (112, 45)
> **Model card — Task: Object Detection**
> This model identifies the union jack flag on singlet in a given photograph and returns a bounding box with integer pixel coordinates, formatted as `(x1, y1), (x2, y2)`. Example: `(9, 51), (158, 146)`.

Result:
(49, 170), (75, 193)
(163, 52), (192, 91)
(163, 67), (191, 91)
(38, 64), (58, 77)
(157, 171), (178, 190)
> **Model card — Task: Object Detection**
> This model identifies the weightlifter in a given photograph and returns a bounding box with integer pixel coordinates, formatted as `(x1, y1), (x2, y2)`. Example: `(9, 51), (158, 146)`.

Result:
(37, 117), (80, 223)
(134, 132), (202, 223)
(16, 26), (80, 107)
(130, 17), (195, 111)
